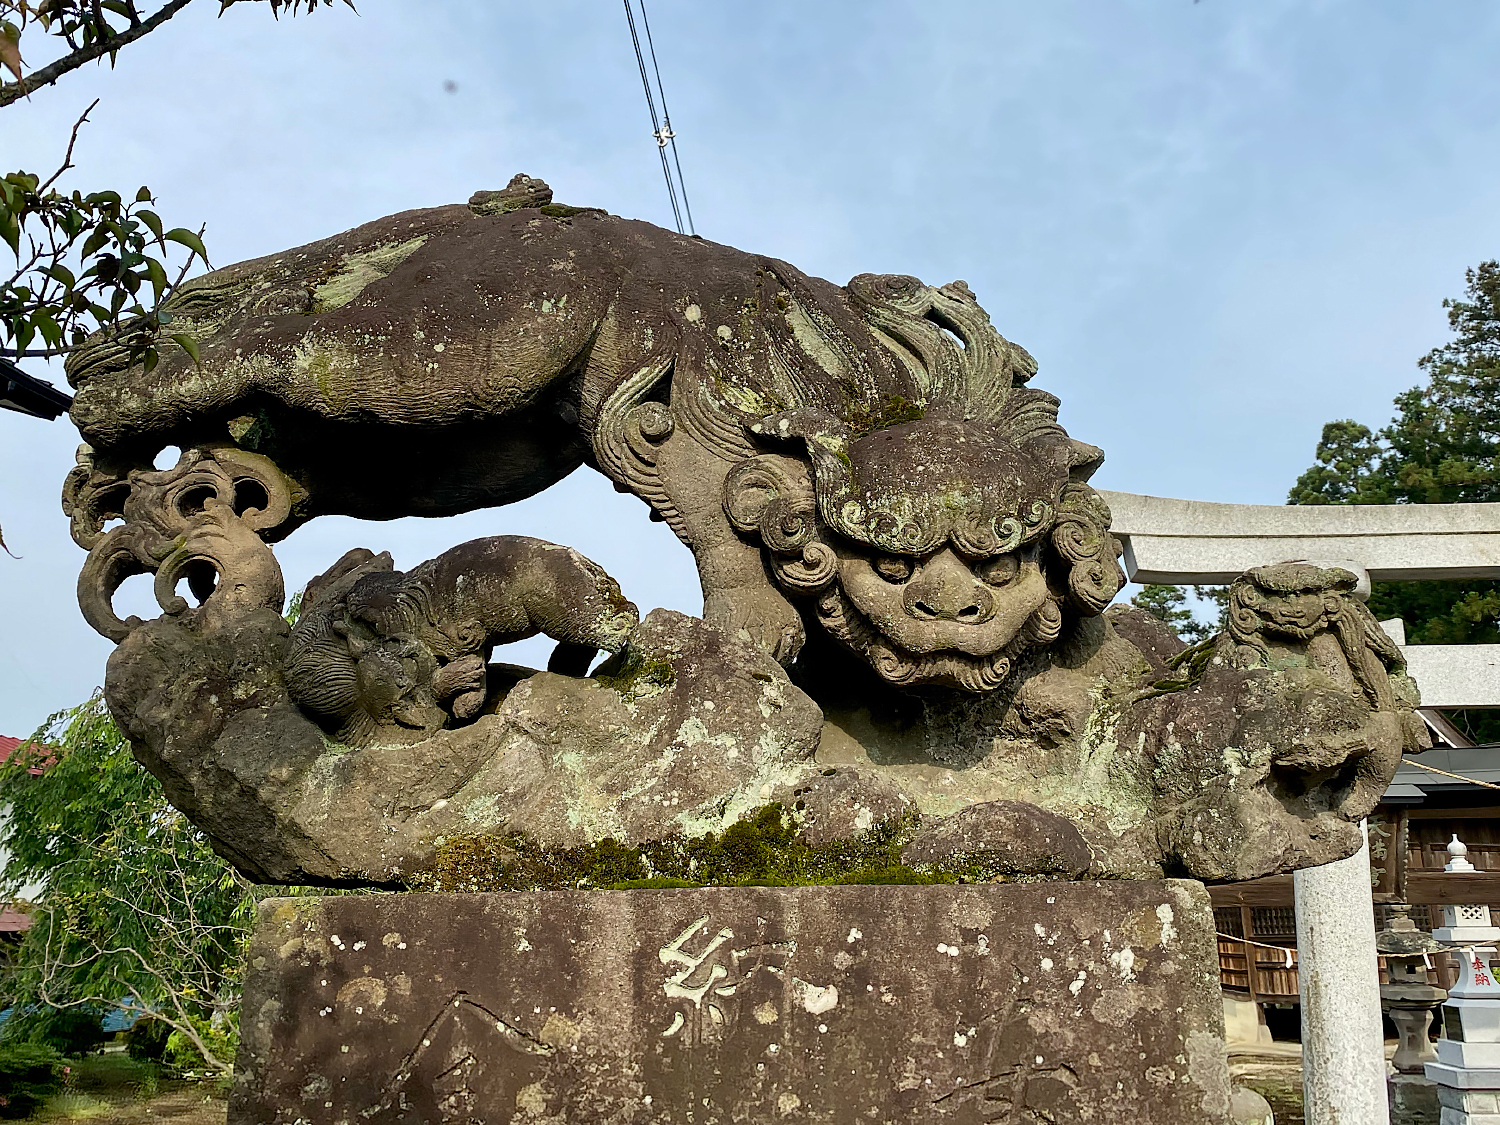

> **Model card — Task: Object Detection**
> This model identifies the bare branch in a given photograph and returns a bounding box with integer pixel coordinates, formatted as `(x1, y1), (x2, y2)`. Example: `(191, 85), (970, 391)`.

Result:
(0, 0), (195, 108)
(36, 98), (97, 193)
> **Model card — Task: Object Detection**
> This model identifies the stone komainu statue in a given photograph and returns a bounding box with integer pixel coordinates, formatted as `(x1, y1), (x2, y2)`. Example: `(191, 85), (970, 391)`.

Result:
(59, 176), (1426, 887)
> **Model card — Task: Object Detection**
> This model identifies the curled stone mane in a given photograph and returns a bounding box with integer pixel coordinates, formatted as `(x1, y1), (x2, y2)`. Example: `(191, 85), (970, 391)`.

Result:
(729, 271), (1123, 637)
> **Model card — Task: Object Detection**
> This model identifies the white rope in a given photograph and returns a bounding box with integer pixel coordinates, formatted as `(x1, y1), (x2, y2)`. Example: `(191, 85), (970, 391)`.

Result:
(1217, 931), (1499, 959)
(1403, 758), (1500, 792)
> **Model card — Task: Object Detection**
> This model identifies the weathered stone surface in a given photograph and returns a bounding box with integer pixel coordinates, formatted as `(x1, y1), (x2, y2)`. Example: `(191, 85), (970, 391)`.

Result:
(900, 800), (1094, 880)
(1102, 603), (1187, 678)
(66, 185), (1422, 890)
(771, 766), (917, 845)
(1229, 1085), (1275, 1125)
(231, 881), (1231, 1124)
(106, 607), (824, 883)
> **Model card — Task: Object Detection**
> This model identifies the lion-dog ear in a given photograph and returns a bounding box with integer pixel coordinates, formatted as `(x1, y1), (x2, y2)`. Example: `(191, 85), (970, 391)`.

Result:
(724, 454), (817, 551)
(724, 453), (841, 596)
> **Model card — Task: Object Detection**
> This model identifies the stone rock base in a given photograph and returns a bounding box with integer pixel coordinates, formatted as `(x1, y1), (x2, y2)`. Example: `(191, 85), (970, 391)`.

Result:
(1389, 1073), (1440, 1125)
(230, 881), (1232, 1123)
(1437, 1082), (1500, 1125)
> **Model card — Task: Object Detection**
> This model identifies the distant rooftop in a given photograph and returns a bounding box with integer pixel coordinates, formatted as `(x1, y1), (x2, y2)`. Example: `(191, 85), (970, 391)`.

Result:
(0, 904), (30, 933)
(0, 735), (48, 775)
(1384, 744), (1500, 805)
(0, 356), (72, 420)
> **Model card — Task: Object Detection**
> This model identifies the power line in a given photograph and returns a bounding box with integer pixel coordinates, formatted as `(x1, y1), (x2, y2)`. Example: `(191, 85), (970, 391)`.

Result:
(623, 0), (695, 236)
(637, 0), (695, 237)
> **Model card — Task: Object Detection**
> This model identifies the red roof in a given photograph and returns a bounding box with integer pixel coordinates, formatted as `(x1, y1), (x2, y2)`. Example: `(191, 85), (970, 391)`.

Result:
(0, 735), (47, 775)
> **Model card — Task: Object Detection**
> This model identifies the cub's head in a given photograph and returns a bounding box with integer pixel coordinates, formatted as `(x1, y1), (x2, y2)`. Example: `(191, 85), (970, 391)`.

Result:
(725, 412), (1123, 690)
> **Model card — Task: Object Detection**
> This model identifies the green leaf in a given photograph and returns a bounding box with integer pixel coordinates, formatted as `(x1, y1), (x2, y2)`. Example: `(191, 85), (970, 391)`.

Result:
(144, 257), (168, 303)
(81, 225), (110, 259)
(46, 262), (76, 288)
(137, 208), (163, 243)
(135, 186), (153, 203)
(163, 228), (208, 262)
(142, 347), (159, 376)
(34, 310), (62, 348)
(170, 333), (201, 366)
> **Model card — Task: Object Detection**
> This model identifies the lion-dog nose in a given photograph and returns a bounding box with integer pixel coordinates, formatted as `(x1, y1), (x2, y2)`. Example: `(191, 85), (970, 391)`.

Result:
(902, 548), (994, 624)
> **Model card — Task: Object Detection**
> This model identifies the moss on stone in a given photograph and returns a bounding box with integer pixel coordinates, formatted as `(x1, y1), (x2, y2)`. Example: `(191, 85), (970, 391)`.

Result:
(1140, 635), (1219, 698)
(539, 204), (600, 219)
(594, 649), (676, 699)
(414, 804), (967, 893)
(847, 393), (927, 437)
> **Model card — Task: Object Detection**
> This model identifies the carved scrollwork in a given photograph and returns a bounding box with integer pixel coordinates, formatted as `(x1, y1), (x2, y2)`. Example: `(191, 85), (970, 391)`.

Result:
(1049, 483), (1124, 615)
(593, 355), (685, 533)
(67, 444), (293, 643)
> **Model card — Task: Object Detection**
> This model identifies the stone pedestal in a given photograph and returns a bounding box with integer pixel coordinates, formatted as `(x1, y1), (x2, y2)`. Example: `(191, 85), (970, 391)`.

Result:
(1390, 1073), (1441, 1125)
(230, 881), (1232, 1123)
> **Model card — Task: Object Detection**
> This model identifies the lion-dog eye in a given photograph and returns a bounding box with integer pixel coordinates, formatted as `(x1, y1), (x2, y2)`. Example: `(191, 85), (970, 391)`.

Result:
(872, 556), (914, 583)
(977, 552), (1022, 587)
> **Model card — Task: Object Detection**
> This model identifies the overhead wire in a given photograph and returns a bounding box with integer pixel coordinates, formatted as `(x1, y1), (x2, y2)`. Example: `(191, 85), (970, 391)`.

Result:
(623, 0), (694, 236)
(637, 0), (695, 236)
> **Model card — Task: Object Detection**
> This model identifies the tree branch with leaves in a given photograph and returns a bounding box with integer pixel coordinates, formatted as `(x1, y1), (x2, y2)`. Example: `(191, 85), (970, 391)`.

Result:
(0, 697), (251, 1075)
(2, 100), (207, 369)
(1, 0), (352, 109)
(0, 0), (353, 367)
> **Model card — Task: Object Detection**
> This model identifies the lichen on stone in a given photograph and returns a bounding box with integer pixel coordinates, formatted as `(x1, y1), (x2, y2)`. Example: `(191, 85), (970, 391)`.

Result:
(310, 236), (429, 314)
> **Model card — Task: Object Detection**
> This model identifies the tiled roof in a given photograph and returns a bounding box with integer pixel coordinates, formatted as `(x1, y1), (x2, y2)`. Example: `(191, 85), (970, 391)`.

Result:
(0, 735), (47, 774)
(0, 904), (30, 933)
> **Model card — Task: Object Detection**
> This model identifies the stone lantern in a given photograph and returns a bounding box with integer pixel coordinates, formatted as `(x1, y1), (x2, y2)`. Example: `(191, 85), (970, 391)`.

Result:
(1378, 904), (1448, 1072)
(1424, 836), (1500, 1124)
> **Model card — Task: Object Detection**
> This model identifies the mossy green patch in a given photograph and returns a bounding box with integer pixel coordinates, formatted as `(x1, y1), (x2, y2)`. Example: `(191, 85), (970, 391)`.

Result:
(847, 393), (926, 437)
(594, 649), (676, 699)
(1139, 636), (1219, 699)
(539, 203), (600, 219)
(415, 804), (965, 893)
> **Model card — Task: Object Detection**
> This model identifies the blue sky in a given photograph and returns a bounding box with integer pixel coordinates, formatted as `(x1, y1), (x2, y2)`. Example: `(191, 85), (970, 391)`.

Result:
(3, 1), (1499, 735)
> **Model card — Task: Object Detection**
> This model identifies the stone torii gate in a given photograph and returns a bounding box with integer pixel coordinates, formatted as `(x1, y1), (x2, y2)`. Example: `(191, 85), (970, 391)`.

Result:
(1102, 489), (1500, 1125)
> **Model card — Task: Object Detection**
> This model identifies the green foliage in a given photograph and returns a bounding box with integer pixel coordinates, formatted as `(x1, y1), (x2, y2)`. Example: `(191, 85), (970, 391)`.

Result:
(6, 1004), (108, 1056)
(0, 1040), (64, 1118)
(1, 106), (206, 365)
(122, 1017), (169, 1063)
(1, 0), (358, 368)
(164, 1016), (236, 1080)
(1, 2), (355, 111)
(0, 695), (252, 1077)
(1129, 584), (1226, 643)
(420, 805), (953, 893)
(1290, 260), (1500, 741)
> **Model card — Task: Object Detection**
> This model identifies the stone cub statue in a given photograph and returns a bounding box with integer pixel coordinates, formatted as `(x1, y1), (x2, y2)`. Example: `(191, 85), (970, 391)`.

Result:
(284, 536), (638, 746)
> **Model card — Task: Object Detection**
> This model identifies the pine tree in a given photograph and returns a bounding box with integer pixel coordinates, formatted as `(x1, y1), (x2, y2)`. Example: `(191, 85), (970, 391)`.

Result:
(1290, 261), (1500, 741)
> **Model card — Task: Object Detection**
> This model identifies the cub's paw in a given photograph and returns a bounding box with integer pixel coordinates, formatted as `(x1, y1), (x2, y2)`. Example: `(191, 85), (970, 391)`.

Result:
(432, 654), (488, 720)
(704, 586), (806, 665)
